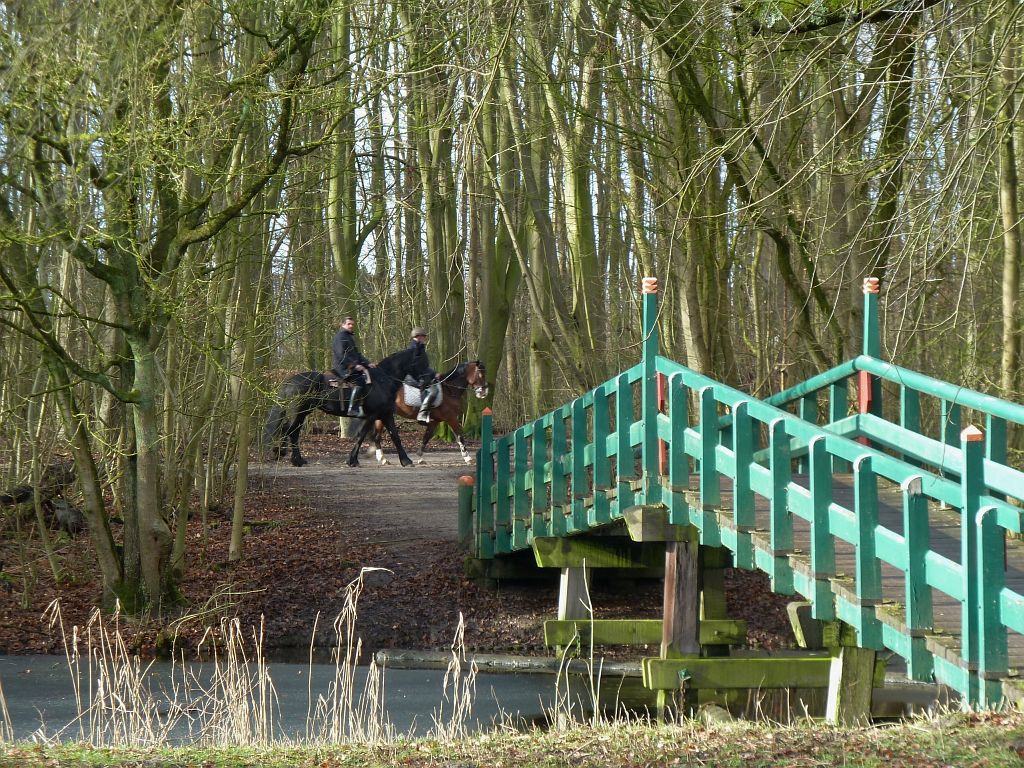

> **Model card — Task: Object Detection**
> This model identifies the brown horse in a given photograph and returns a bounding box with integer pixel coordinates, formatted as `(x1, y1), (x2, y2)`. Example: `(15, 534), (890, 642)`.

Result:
(371, 360), (489, 465)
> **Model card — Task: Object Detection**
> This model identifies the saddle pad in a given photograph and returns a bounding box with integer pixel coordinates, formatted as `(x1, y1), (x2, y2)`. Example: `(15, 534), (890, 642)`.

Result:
(403, 384), (423, 408)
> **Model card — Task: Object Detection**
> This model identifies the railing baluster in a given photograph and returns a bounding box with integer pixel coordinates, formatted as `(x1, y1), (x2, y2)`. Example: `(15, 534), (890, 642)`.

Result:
(797, 393), (817, 473)
(616, 373), (634, 510)
(668, 373), (689, 527)
(530, 417), (549, 538)
(591, 384), (611, 525)
(512, 429), (528, 548)
(732, 401), (754, 569)
(768, 418), (793, 593)
(808, 435), (835, 620)
(550, 410), (568, 536)
(901, 475), (932, 682)
(571, 397), (587, 532)
(829, 380), (850, 473)
(853, 455), (882, 648)
(699, 386), (720, 510)
(900, 386), (921, 467)
(495, 435), (511, 553)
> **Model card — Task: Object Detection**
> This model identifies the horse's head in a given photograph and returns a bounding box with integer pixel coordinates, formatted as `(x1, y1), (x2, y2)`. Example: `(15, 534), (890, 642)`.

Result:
(466, 360), (489, 399)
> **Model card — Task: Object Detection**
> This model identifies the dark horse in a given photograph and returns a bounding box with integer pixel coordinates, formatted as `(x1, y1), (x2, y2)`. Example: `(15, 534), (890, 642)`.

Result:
(264, 346), (428, 468)
(370, 360), (489, 465)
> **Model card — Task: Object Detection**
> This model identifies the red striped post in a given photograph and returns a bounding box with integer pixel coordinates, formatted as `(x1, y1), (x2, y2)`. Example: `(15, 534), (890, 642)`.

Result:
(857, 277), (881, 446)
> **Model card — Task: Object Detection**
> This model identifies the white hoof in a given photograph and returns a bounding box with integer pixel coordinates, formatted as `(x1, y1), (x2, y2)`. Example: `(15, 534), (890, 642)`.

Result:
(375, 449), (389, 465)
(462, 455), (473, 464)
(415, 456), (426, 465)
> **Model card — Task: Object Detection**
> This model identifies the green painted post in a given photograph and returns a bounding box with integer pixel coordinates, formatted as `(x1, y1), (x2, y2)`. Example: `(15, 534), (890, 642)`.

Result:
(830, 379), (851, 473)
(699, 387), (721, 509)
(457, 475), (475, 550)
(668, 373), (690, 527)
(570, 397), (588, 532)
(797, 393), (817, 473)
(591, 384), (611, 525)
(477, 407), (495, 558)
(531, 418), (549, 538)
(495, 435), (511, 553)
(853, 455), (882, 648)
(768, 418), (793, 593)
(976, 502), (1008, 706)
(731, 401), (755, 570)
(550, 411), (568, 536)
(900, 386), (921, 467)
(960, 425), (992, 706)
(986, 414), (1008, 502)
(641, 277), (661, 504)
(941, 399), (961, 453)
(901, 475), (933, 682)
(616, 372), (634, 509)
(512, 429), (529, 548)
(808, 435), (835, 620)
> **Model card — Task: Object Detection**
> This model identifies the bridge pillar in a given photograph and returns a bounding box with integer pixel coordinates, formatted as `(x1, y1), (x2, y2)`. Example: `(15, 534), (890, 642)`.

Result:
(858, 278), (883, 434)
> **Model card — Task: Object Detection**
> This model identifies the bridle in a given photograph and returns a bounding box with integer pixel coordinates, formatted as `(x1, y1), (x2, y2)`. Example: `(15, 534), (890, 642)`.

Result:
(466, 361), (489, 399)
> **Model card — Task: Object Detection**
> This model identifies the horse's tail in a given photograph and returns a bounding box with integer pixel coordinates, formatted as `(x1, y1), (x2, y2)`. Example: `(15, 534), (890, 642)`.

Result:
(264, 403), (288, 449)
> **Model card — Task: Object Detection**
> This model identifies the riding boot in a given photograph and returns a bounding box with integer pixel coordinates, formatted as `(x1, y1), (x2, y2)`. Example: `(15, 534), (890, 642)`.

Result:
(347, 385), (365, 417)
(416, 402), (431, 423)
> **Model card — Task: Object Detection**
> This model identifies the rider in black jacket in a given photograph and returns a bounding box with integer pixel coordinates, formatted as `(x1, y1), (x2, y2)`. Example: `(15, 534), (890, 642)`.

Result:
(408, 327), (440, 423)
(331, 317), (374, 417)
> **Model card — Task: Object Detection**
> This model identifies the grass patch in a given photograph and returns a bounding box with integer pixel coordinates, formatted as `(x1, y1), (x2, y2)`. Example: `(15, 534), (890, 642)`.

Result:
(2, 710), (1024, 767)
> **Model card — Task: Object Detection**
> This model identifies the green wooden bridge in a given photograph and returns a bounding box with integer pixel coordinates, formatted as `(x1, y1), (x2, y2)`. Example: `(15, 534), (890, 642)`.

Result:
(465, 277), (1024, 716)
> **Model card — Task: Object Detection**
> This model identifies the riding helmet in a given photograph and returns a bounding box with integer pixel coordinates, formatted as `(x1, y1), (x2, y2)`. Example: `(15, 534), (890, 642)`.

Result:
(410, 327), (428, 339)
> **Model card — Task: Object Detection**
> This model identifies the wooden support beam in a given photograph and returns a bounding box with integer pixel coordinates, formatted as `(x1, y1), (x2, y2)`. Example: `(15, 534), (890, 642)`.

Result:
(624, 504), (690, 542)
(662, 529), (701, 658)
(557, 566), (590, 621)
(826, 646), (877, 725)
(532, 536), (664, 569)
(544, 619), (746, 648)
(643, 656), (833, 690)
(787, 602), (824, 650)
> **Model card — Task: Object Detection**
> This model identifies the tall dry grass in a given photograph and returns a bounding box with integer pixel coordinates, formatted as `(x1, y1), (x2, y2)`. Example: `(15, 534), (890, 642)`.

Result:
(12, 568), (487, 747)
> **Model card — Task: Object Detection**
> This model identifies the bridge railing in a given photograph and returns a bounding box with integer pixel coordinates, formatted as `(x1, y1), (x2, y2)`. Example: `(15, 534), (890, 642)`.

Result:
(473, 277), (1024, 707)
(653, 353), (1024, 704)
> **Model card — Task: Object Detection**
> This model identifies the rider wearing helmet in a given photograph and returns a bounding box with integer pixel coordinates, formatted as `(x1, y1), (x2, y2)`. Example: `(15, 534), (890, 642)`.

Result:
(408, 327), (441, 423)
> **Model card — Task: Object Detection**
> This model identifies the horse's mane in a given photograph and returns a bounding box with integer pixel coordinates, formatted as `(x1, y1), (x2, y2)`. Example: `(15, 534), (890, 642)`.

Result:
(438, 360), (484, 395)
(375, 346), (422, 380)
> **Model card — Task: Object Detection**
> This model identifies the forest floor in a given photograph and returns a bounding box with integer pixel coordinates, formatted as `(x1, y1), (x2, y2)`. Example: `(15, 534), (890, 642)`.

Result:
(0, 423), (796, 662)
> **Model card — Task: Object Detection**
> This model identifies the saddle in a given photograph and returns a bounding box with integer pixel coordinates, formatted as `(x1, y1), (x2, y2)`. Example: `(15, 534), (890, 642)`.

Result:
(324, 371), (352, 390)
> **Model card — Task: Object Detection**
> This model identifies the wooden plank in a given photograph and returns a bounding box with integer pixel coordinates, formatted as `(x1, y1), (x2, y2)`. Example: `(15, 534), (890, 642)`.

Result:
(544, 619), (747, 647)
(532, 536), (664, 569)
(643, 656), (833, 690)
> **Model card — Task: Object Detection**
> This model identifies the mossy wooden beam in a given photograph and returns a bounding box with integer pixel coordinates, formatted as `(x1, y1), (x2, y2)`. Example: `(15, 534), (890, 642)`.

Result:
(532, 536), (664, 569)
(642, 656), (832, 690)
(545, 619), (746, 647)
(623, 504), (691, 542)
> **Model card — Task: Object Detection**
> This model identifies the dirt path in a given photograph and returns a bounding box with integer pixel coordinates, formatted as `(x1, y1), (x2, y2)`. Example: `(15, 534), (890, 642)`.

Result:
(244, 432), (795, 660)
(250, 447), (474, 551)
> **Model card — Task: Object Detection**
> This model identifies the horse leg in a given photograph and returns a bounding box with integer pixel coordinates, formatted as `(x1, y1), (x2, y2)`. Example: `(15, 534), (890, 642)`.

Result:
(286, 406), (313, 466)
(372, 420), (389, 465)
(383, 414), (414, 467)
(452, 420), (473, 464)
(417, 422), (438, 465)
(347, 417), (374, 467)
